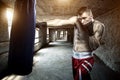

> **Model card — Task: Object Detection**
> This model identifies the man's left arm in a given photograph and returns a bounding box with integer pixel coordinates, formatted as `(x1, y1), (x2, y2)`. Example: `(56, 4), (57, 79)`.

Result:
(89, 23), (105, 50)
(94, 24), (105, 46)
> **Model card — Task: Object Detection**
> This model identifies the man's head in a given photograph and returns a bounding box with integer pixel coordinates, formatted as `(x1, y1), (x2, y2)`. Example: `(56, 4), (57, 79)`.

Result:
(77, 7), (94, 25)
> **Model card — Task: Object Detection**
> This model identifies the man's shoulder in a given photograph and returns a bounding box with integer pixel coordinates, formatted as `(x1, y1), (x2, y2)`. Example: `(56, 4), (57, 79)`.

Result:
(92, 20), (105, 32)
(93, 20), (105, 29)
(94, 20), (104, 25)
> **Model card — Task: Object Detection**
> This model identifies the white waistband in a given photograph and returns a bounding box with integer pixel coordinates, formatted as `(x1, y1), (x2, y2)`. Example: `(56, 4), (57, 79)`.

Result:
(72, 50), (93, 59)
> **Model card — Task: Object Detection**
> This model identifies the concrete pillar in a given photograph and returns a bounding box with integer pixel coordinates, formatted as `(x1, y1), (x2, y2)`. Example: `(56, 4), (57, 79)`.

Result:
(67, 28), (74, 43)
(39, 22), (47, 46)
(52, 30), (56, 41)
(63, 30), (67, 40)
(70, 28), (74, 43)
(35, 22), (47, 50)
(55, 30), (57, 40)
(38, 22), (47, 47)
(49, 29), (52, 42)
(67, 29), (70, 42)
(57, 30), (60, 40)
(49, 29), (56, 42)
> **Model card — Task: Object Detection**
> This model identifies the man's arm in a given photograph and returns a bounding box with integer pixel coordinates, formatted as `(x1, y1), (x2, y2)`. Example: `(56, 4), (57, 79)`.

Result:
(89, 23), (105, 50)
(47, 16), (77, 26)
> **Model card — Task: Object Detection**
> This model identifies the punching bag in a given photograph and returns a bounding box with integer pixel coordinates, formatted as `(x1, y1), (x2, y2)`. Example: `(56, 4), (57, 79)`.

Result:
(8, 0), (36, 75)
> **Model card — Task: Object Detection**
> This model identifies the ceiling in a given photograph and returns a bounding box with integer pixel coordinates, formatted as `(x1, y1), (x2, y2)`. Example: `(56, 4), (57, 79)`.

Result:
(1, 0), (119, 25)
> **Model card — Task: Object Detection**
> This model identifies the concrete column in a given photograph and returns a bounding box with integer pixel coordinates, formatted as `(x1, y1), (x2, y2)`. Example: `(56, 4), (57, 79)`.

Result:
(49, 29), (56, 42)
(39, 22), (47, 47)
(49, 29), (52, 42)
(70, 28), (74, 43)
(52, 30), (56, 41)
(67, 28), (74, 43)
(67, 29), (70, 42)
(63, 30), (67, 40)
(57, 30), (60, 40)
(35, 22), (47, 49)
(55, 30), (57, 40)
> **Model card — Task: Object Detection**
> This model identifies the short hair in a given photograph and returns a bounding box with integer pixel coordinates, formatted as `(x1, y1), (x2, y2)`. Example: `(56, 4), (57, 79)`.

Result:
(77, 6), (93, 17)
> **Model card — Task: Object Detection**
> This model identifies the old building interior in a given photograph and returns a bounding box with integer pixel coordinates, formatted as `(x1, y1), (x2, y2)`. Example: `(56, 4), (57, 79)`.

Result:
(0, 0), (120, 80)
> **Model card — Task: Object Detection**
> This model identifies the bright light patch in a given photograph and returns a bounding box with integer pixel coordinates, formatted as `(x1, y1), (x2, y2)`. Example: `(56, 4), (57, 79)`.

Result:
(6, 8), (13, 22)
(57, 0), (71, 5)
(6, 8), (13, 38)
(2, 74), (24, 80)
(58, 0), (69, 3)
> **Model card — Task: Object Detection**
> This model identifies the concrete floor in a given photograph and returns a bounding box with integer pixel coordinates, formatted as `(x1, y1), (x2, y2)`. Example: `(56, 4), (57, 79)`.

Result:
(0, 41), (120, 80)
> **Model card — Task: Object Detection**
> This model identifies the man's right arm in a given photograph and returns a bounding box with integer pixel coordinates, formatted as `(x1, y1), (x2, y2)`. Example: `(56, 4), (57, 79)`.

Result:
(47, 16), (77, 26)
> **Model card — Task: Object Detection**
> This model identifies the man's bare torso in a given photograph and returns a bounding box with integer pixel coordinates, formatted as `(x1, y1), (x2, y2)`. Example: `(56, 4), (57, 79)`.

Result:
(73, 20), (91, 52)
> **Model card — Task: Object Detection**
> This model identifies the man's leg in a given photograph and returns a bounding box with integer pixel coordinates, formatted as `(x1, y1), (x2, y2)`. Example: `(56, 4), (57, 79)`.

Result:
(72, 57), (81, 80)
(81, 57), (94, 80)
(72, 57), (94, 80)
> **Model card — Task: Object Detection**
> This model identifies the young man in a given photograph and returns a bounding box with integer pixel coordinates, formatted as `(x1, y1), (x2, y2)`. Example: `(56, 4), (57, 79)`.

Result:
(72, 7), (105, 80)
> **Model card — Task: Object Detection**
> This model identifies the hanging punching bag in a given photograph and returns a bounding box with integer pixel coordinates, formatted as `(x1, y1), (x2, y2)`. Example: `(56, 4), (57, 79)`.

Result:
(8, 0), (36, 75)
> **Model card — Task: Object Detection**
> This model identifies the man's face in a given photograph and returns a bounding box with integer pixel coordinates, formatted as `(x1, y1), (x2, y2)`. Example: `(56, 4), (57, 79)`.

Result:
(78, 12), (93, 26)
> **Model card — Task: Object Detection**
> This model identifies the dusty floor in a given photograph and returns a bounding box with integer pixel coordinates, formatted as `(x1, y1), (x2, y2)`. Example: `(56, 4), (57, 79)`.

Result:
(0, 41), (120, 80)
